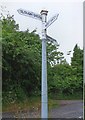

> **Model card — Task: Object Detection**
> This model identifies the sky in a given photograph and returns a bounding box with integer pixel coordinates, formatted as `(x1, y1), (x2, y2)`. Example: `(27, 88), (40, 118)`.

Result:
(0, 0), (83, 64)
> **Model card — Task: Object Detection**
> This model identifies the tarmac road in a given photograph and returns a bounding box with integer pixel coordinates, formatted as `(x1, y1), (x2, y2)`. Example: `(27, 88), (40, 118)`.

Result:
(2, 100), (83, 119)
(49, 100), (83, 118)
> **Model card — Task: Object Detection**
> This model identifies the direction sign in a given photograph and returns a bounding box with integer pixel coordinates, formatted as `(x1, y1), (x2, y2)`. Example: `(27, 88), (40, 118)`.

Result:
(45, 14), (59, 29)
(46, 35), (58, 45)
(17, 9), (42, 21)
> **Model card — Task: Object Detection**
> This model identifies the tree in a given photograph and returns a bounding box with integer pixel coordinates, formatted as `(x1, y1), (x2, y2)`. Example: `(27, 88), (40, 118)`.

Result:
(48, 64), (73, 94)
(47, 42), (65, 66)
(48, 44), (83, 96)
(2, 15), (42, 103)
(71, 44), (83, 91)
(71, 44), (83, 67)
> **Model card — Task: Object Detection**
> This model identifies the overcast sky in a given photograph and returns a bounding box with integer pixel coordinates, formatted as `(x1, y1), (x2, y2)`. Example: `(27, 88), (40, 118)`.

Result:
(1, 0), (83, 64)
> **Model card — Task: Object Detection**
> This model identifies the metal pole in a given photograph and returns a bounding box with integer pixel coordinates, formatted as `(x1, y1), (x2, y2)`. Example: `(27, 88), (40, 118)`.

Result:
(83, 1), (85, 119)
(83, 3), (85, 119)
(40, 10), (48, 118)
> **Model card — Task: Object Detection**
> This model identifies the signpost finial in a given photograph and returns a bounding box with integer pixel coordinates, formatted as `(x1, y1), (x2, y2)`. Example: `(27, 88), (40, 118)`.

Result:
(40, 10), (48, 15)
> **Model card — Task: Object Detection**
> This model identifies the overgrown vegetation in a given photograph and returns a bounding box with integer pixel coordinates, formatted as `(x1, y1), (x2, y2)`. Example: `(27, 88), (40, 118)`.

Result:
(1, 15), (83, 110)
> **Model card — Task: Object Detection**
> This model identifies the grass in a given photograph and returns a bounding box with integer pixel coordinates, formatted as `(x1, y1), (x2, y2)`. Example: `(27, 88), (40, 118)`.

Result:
(2, 96), (59, 112)
(48, 99), (59, 109)
(3, 97), (40, 112)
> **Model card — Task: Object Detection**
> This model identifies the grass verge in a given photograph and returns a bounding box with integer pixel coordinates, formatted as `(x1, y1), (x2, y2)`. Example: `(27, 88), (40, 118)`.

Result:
(2, 97), (59, 112)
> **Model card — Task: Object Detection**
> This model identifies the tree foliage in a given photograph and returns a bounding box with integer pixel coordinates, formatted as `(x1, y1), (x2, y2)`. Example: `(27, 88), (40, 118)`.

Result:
(71, 44), (83, 90)
(2, 15), (83, 104)
(2, 15), (42, 103)
(48, 44), (83, 96)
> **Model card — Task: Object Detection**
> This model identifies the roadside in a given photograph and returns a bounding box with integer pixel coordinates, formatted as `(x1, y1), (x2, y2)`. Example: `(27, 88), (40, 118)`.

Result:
(2, 100), (83, 118)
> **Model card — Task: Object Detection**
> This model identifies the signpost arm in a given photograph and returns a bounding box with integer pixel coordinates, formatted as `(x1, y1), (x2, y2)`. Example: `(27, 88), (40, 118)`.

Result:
(40, 10), (48, 118)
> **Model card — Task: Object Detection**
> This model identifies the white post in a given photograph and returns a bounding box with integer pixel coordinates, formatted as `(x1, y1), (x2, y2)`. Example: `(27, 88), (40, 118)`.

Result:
(83, 3), (85, 119)
(17, 8), (59, 119)
(40, 10), (48, 118)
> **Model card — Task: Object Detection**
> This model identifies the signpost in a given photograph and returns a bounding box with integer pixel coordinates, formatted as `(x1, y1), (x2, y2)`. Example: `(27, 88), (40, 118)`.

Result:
(46, 35), (58, 45)
(17, 9), (42, 21)
(17, 9), (59, 119)
(40, 10), (48, 118)
(44, 14), (59, 29)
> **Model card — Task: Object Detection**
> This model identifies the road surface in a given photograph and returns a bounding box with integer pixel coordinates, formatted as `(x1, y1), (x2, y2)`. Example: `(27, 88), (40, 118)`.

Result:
(49, 100), (83, 118)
